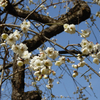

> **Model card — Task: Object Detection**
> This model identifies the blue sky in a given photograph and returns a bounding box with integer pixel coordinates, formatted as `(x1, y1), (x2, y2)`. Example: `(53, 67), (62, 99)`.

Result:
(1, 0), (100, 100)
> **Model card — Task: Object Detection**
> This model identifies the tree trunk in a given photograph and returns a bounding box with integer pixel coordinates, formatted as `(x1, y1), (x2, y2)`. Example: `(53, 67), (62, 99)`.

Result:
(12, 54), (25, 100)
(12, 54), (41, 100)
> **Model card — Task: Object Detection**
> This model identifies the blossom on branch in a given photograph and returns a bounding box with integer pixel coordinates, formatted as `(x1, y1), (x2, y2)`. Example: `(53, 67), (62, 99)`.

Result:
(63, 24), (76, 34)
(20, 20), (30, 33)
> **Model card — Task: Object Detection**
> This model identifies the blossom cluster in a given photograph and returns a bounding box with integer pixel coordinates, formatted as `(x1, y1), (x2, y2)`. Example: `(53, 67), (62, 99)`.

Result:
(93, 0), (100, 6)
(20, 20), (30, 33)
(0, 0), (8, 8)
(29, 47), (76, 88)
(72, 39), (100, 77)
(40, 4), (47, 10)
(80, 39), (100, 65)
(1, 21), (31, 67)
(63, 24), (76, 34)
(30, 47), (59, 89)
(55, 56), (65, 66)
(63, 24), (91, 38)
(80, 29), (91, 38)
(1, 30), (21, 46)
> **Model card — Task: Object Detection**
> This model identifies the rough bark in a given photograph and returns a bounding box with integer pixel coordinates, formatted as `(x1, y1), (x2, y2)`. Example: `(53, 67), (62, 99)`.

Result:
(12, 54), (41, 100)
(12, 54), (25, 100)
(5, 0), (57, 24)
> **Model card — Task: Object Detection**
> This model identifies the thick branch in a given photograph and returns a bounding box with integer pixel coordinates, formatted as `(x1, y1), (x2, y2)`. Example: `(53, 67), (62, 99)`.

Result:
(6, 1), (56, 24)
(5, 1), (91, 53)
(23, 1), (91, 52)
(23, 91), (41, 100)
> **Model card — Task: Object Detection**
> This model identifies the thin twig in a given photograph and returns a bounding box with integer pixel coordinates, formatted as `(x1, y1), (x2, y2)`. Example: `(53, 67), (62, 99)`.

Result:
(85, 63), (100, 77)
(80, 69), (91, 77)
(25, 0), (47, 20)
(0, 47), (8, 99)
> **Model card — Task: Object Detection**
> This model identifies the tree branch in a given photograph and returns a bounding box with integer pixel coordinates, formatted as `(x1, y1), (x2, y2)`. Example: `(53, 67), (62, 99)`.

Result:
(23, 1), (91, 52)
(6, 0), (57, 24)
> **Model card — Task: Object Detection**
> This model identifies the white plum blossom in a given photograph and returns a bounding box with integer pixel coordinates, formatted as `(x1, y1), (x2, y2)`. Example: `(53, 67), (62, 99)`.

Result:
(69, 60), (75, 63)
(0, 43), (6, 47)
(48, 51), (59, 59)
(29, 0), (33, 4)
(78, 61), (85, 67)
(41, 67), (49, 75)
(30, 56), (44, 70)
(93, 58), (99, 65)
(32, 82), (37, 86)
(34, 59), (43, 67)
(72, 71), (78, 77)
(1, 33), (8, 39)
(57, 81), (59, 84)
(43, 59), (52, 66)
(72, 64), (78, 69)
(93, 43), (100, 52)
(59, 56), (65, 63)
(6, 34), (17, 46)
(90, 54), (97, 58)
(21, 51), (31, 59)
(97, 51), (100, 59)
(34, 71), (40, 76)
(72, 73), (77, 78)
(19, 43), (28, 55)
(0, 0), (8, 7)
(30, 58), (35, 65)
(43, 75), (48, 79)
(31, 65), (39, 71)
(31, 56), (41, 62)
(46, 84), (53, 89)
(81, 29), (91, 38)
(46, 12), (49, 16)
(52, 71), (56, 76)
(53, 5), (56, 8)
(80, 39), (88, 48)
(11, 44), (19, 54)
(26, 6), (30, 11)
(55, 61), (62, 66)
(68, 24), (76, 34)
(62, 0), (66, 3)
(87, 42), (94, 52)
(60, 95), (64, 98)
(63, 24), (69, 30)
(48, 78), (54, 84)
(45, 47), (54, 55)
(43, 7), (47, 11)
(93, 0), (100, 6)
(77, 54), (85, 61)
(20, 20), (30, 33)
(63, 24), (76, 34)
(81, 47), (89, 55)
(23, 58), (30, 64)
(17, 60), (23, 67)
(96, 11), (100, 17)
(39, 51), (47, 59)
(40, 4), (45, 8)
(45, 47), (59, 59)
(13, 30), (21, 40)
